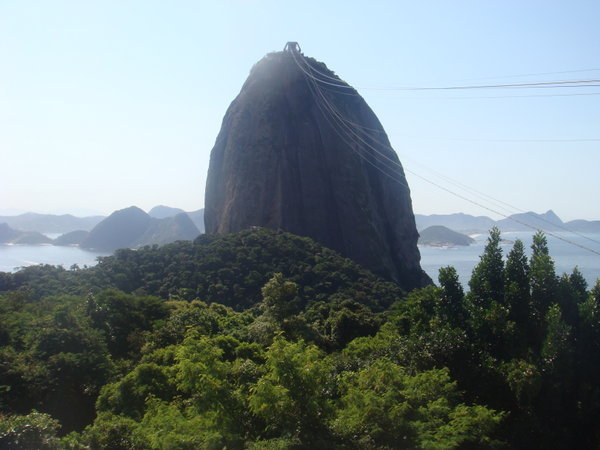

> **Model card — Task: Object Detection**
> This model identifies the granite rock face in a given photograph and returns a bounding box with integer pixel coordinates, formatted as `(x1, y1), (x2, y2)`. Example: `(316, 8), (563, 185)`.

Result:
(204, 50), (430, 291)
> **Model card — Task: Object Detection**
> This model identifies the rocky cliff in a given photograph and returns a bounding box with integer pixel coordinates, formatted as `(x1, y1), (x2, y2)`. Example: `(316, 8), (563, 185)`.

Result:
(204, 48), (430, 291)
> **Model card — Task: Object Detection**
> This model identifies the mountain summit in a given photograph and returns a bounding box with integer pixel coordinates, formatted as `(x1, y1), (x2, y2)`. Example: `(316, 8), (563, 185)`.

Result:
(204, 46), (430, 291)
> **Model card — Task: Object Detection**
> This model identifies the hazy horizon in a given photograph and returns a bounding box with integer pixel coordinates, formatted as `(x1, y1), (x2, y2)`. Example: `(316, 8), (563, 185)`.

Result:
(2, 2), (599, 222)
(0, 205), (597, 225)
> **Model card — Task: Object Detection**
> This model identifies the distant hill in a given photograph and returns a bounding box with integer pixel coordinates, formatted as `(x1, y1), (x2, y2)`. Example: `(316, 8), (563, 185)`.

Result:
(418, 225), (475, 247)
(416, 210), (600, 234)
(0, 223), (21, 243)
(0, 223), (52, 245)
(81, 207), (152, 251)
(54, 230), (90, 246)
(134, 213), (200, 247)
(495, 210), (564, 232)
(148, 205), (205, 233)
(0, 213), (104, 234)
(186, 209), (205, 233)
(148, 205), (186, 219)
(565, 219), (600, 233)
(81, 206), (200, 252)
(12, 232), (53, 245)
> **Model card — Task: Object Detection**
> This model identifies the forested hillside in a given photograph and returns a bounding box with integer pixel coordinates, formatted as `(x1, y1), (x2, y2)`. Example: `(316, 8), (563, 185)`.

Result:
(1, 228), (599, 448)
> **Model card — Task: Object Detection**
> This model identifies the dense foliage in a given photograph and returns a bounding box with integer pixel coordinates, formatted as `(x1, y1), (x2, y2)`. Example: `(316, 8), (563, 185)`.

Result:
(0, 227), (598, 448)
(1, 228), (402, 312)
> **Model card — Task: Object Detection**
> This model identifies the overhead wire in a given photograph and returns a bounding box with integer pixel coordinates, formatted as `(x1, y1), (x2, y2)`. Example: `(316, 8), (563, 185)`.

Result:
(297, 56), (586, 231)
(295, 53), (410, 180)
(289, 50), (600, 257)
(299, 58), (600, 100)
(297, 60), (600, 85)
(437, 68), (600, 82)
(378, 91), (600, 99)
(295, 59), (600, 147)
(403, 168), (600, 257)
(292, 59), (600, 91)
(295, 53), (512, 206)
(295, 53), (600, 246)
(296, 52), (539, 208)
(398, 135), (600, 143)
(395, 154), (600, 247)
(291, 51), (411, 189)
(365, 80), (600, 91)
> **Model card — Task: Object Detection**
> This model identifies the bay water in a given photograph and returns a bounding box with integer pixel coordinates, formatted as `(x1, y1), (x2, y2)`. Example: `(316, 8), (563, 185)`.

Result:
(1, 231), (599, 289)
(0, 244), (109, 273)
(420, 231), (600, 287)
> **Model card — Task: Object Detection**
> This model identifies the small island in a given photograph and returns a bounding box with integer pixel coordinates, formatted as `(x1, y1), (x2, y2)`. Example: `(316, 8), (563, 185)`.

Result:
(0, 223), (51, 245)
(418, 225), (475, 247)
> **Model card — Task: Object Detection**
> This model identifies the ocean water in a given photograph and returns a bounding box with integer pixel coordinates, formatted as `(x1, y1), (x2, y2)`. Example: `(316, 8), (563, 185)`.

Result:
(0, 244), (109, 272)
(420, 231), (600, 288)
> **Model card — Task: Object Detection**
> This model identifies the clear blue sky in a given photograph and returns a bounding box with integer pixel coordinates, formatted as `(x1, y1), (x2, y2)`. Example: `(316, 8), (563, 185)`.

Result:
(1, 1), (599, 221)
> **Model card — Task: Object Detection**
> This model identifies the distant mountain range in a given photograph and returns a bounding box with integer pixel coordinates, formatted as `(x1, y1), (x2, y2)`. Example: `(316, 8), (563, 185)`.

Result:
(0, 213), (104, 234)
(2, 207), (598, 251)
(0, 206), (204, 235)
(415, 210), (600, 234)
(0, 206), (205, 251)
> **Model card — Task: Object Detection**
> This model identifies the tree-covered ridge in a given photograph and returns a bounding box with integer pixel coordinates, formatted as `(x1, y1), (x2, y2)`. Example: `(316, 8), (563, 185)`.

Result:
(0, 227), (599, 448)
(1, 227), (404, 311)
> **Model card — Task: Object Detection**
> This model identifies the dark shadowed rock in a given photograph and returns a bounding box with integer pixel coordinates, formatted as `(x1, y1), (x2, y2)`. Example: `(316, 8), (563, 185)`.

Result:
(204, 48), (430, 291)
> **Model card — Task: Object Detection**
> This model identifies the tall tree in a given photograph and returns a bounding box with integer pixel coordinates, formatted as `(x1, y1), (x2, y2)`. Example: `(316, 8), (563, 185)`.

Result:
(260, 273), (299, 323)
(557, 267), (587, 327)
(530, 232), (557, 345)
(438, 266), (465, 325)
(469, 227), (504, 308)
(504, 239), (531, 346)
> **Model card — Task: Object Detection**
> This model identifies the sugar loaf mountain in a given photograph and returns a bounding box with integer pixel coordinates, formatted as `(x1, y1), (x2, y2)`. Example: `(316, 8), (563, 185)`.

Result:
(204, 43), (430, 291)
